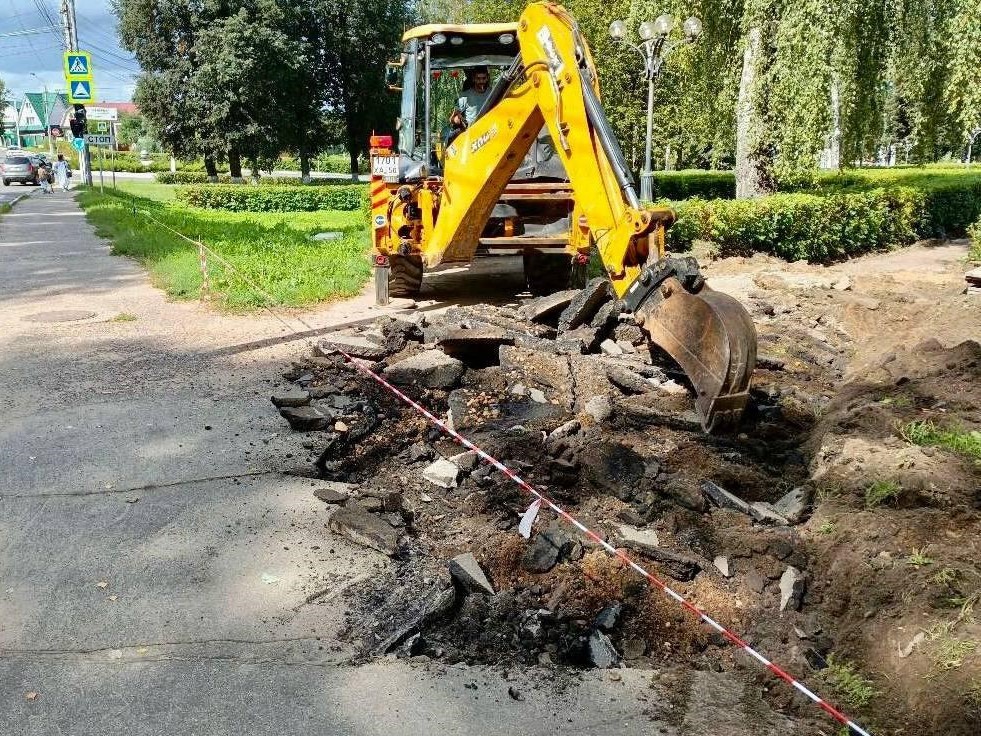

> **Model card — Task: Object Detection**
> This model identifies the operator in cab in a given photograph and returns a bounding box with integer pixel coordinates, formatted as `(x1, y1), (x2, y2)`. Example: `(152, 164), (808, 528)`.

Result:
(449, 66), (491, 131)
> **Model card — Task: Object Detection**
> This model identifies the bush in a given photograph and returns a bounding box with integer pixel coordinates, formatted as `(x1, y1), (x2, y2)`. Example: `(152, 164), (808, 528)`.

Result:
(668, 178), (981, 261)
(157, 172), (361, 186)
(968, 219), (981, 262)
(651, 170), (735, 200)
(175, 184), (368, 212)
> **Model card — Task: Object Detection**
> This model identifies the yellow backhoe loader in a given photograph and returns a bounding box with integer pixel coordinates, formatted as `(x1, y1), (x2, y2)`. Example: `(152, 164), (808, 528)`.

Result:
(368, 2), (756, 431)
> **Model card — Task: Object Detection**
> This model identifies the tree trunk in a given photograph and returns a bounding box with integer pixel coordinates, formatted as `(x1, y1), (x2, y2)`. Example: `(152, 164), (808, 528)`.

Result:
(735, 26), (767, 198)
(204, 155), (218, 182)
(348, 144), (359, 182)
(228, 149), (243, 182)
(300, 151), (311, 183)
(827, 76), (842, 170)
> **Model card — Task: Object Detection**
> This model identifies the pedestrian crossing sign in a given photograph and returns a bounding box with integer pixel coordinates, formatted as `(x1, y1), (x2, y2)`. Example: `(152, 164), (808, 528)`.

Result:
(63, 51), (92, 78)
(68, 79), (95, 104)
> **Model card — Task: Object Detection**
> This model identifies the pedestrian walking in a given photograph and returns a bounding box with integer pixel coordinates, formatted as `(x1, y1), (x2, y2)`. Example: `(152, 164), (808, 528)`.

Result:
(38, 163), (53, 194)
(53, 154), (71, 191)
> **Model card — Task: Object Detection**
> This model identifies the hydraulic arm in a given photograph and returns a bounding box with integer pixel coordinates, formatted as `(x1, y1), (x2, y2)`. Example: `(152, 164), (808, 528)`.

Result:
(407, 2), (756, 431)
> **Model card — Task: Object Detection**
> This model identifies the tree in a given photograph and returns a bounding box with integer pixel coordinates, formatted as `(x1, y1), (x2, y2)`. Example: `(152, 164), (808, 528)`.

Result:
(0, 77), (10, 114)
(319, 0), (412, 176)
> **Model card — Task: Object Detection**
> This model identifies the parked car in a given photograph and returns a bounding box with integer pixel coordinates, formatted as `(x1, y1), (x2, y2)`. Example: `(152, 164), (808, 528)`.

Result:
(1, 155), (40, 186)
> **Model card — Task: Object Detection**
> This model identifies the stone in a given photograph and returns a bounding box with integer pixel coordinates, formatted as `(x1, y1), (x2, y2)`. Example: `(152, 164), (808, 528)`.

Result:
(662, 478), (708, 513)
(584, 395), (613, 423)
(594, 602), (622, 632)
(588, 630), (621, 669)
(313, 482), (355, 504)
(780, 566), (806, 611)
(307, 383), (342, 399)
(436, 328), (514, 363)
(545, 419), (580, 454)
(655, 379), (688, 396)
(448, 552), (496, 596)
(599, 339), (624, 357)
(422, 458), (461, 489)
(622, 638), (646, 660)
(317, 334), (388, 360)
(555, 326), (603, 354)
(384, 350), (465, 389)
(270, 390), (310, 408)
(746, 569), (767, 594)
(831, 276), (852, 291)
(407, 442), (433, 462)
(615, 340), (636, 354)
(605, 364), (651, 394)
(363, 489), (404, 512)
(354, 496), (384, 512)
(749, 502), (790, 526)
(522, 524), (572, 574)
(449, 450), (479, 473)
(713, 556), (731, 578)
(522, 290), (578, 323)
(773, 486), (812, 524)
(528, 388), (547, 403)
(756, 354), (786, 371)
(312, 231), (343, 241)
(328, 505), (400, 556)
(279, 405), (329, 431)
(590, 299), (621, 332)
(559, 277), (612, 330)
(850, 295), (880, 311)
(624, 543), (701, 581)
(617, 524), (659, 550)
(700, 480), (751, 515)
(613, 323), (645, 346)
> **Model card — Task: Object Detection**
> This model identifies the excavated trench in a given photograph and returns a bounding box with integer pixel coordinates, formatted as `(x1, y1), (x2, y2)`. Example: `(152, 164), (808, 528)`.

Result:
(273, 268), (981, 736)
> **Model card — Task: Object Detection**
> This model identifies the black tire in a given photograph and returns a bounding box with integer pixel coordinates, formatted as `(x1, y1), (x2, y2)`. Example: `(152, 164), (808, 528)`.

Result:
(389, 253), (423, 298)
(1, 180), (8, 186)
(523, 250), (573, 296)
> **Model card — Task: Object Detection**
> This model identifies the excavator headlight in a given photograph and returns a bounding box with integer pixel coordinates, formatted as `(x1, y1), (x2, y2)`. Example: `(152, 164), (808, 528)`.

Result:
(450, 36), (464, 45)
(430, 33), (446, 45)
(498, 33), (515, 45)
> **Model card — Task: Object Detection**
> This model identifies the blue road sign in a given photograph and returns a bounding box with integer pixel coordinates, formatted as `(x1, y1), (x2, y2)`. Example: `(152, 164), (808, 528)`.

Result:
(68, 79), (94, 104)
(71, 137), (85, 152)
(66, 54), (90, 75)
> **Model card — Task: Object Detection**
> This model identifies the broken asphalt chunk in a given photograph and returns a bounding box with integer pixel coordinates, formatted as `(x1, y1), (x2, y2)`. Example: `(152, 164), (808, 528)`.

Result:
(270, 389), (310, 408)
(700, 480), (752, 515)
(779, 566), (806, 611)
(448, 552), (496, 596)
(327, 504), (400, 556)
(317, 334), (389, 361)
(279, 405), (329, 432)
(558, 277), (612, 331)
(588, 630), (621, 669)
(422, 458), (461, 489)
(384, 350), (466, 389)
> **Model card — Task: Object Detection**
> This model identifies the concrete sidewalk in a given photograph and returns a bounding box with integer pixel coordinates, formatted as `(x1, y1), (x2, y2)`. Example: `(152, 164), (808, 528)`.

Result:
(0, 192), (690, 735)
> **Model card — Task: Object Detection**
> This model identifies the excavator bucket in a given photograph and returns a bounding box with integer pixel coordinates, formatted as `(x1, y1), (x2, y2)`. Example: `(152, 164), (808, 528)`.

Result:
(634, 277), (757, 432)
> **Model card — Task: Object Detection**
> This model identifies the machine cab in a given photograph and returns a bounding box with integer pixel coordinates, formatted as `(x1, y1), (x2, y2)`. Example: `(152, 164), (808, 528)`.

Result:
(378, 24), (519, 182)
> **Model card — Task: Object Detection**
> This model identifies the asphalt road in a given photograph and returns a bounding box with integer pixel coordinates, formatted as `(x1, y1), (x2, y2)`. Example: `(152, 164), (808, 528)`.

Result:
(0, 192), (727, 735)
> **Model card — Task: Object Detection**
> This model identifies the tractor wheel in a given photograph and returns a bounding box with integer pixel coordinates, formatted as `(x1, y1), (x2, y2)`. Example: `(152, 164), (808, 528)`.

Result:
(389, 253), (423, 298)
(523, 250), (573, 296)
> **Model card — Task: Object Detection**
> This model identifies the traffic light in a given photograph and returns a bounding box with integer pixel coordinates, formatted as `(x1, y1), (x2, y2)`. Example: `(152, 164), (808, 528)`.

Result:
(69, 104), (87, 137)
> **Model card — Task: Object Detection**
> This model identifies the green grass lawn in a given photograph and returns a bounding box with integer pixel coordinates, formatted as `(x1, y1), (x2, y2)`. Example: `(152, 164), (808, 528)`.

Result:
(77, 185), (372, 310)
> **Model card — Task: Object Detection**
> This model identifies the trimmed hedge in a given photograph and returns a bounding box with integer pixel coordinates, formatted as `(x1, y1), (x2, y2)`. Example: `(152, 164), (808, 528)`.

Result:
(668, 179), (981, 261)
(156, 171), (360, 186)
(176, 184), (367, 212)
(651, 170), (735, 200)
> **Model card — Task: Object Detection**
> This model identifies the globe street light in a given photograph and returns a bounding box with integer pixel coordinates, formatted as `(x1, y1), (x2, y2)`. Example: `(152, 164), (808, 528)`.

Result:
(609, 14), (702, 201)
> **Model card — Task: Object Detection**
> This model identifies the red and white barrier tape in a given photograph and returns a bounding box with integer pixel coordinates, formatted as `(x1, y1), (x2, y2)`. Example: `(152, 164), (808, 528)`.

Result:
(338, 349), (873, 736)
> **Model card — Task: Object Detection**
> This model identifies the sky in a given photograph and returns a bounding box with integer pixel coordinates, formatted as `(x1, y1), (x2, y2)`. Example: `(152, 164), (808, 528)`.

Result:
(1, 0), (139, 103)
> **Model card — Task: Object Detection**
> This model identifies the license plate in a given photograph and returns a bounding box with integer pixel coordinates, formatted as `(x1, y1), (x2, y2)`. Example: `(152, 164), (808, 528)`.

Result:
(371, 155), (400, 183)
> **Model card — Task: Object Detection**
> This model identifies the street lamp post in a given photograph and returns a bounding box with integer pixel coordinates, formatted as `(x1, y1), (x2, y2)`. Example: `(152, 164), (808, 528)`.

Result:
(610, 14), (701, 202)
(30, 73), (55, 156)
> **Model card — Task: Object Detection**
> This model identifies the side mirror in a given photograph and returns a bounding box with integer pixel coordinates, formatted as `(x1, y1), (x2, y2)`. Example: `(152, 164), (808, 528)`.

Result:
(386, 58), (404, 91)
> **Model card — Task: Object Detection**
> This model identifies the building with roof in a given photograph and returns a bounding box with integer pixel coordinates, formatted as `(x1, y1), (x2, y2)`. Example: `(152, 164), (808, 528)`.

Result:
(2, 92), (70, 148)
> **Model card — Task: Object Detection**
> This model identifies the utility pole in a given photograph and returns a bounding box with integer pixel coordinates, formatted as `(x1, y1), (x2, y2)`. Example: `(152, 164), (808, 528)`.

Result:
(31, 74), (55, 156)
(61, 0), (91, 185)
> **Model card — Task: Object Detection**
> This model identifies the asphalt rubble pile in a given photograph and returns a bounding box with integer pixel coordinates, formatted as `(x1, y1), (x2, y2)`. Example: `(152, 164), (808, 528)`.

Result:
(270, 276), (846, 701)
